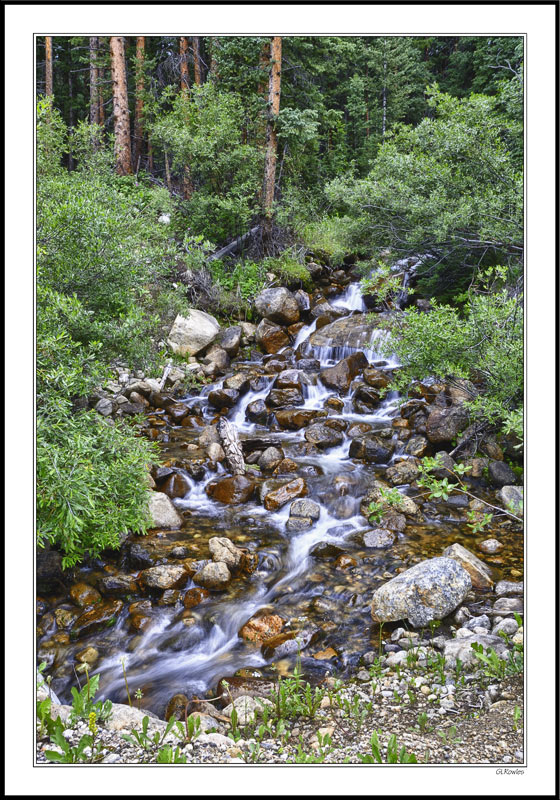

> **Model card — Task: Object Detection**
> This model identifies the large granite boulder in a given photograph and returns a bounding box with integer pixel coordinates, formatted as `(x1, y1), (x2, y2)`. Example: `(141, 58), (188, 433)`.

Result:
(167, 310), (220, 356)
(148, 492), (183, 529)
(371, 557), (471, 628)
(255, 288), (300, 326)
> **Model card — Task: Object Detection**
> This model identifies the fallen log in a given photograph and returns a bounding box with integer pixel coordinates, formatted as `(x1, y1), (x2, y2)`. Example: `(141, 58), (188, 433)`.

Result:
(217, 417), (246, 476)
(207, 225), (261, 262)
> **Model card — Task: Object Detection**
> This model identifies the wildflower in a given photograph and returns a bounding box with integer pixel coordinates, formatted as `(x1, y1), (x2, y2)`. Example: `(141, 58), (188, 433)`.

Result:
(88, 710), (98, 736)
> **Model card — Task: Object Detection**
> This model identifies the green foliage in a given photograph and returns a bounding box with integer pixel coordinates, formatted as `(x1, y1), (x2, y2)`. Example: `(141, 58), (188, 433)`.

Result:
(263, 249), (313, 289)
(328, 87), (523, 299)
(271, 658), (325, 721)
(357, 730), (418, 763)
(121, 714), (180, 753)
(156, 744), (187, 763)
(471, 641), (524, 680)
(44, 715), (104, 763)
(209, 258), (267, 301)
(68, 672), (113, 725)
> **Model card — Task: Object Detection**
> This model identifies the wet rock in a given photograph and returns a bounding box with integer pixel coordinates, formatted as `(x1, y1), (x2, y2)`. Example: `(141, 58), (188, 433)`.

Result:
(165, 693), (189, 722)
(127, 543), (154, 570)
(239, 613), (285, 645)
(290, 499), (320, 520)
(208, 388), (239, 409)
(294, 289), (311, 312)
(255, 288), (300, 325)
(166, 403), (190, 423)
(347, 422), (373, 439)
(206, 442), (226, 462)
(209, 537), (244, 570)
(256, 318), (290, 354)
(487, 460), (517, 487)
(285, 517), (313, 532)
(261, 628), (317, 660)
(148, 492), (183, 529)
(335, 554), (357, 570)
(405, 436), (429, 457)
(220, 326), (242, 357)
(275, 369), (303, 390)
(206, 475), (256, 504)
(363, 367), (390, 389)
(158, 589), (180, 605)
(263, 478), (307, 511)
(371, 557), (471, 628)
(128, 612), (152, 632)
(193, 561), (231, 590)
(71, 599), (124, 639)
(353, 385), (381, 409)
(54, 607), (79, 629)
(478, 539), (503, 554)
(319, 352), (369, 393)
(75, 646), (99, 666)
(159, 472), (190, 500)
(258, 447), (284, 472)
(140, 565), (189, 590)
(297, 358), (321, 371)
(385, 459), (421, 485)
(442, 543), (494, 590)
(349, 435), (392, 463)
(273, 458), (299, 475)
(497, 485), (523, 514)
(426, 405), (469, 443)
(431, 451), (456, 479)
(183, 587), (210, 608)
(98, 574), (138, 596)
(444, 633), (507, 668)
(479, 435), (504, 461)
(495, 580), (523, 597)
(275, 408), (326, 430)
(69, 582), (102, 609)
(266, 388), (304, 408)
(311, 542), (345, 559)
(167, 310), (220, 356)
(245, 399), (269, 424)
(222, 374), (249, 396)
(202, 345), (230, 373)
(363, 529), (396, 548)
(304, 422), (343, 449)
(330, 495), (357, 519)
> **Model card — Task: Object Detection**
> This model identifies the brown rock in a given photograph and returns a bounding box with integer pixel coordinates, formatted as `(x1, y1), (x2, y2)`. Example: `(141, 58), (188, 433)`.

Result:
(69, 583), (102, 610)
(442, 543), (494, 590)
(263, 478), (307, 511)
(206, 475), (256, 504)
(256, 319), (290, 354)
(426, 405), (469, 443)
(275, 408), (327, 430)
(183, 587), (210, 608)
(239, 613), (285, 645)
(71, 599), (124, 639)
(319, 352), (369, 393)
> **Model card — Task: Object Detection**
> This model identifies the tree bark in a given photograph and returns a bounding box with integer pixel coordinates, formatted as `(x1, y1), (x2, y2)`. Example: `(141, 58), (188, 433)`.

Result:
(262, 37), (282, 243)
(133, 36), (145, 170)
(217, 417), (246, 476)
(192, 36), (202, 85)
(179, 36), (190, 90)
(89, 37), (100, 126)
(67, 40), (74, 170)
(110, 36), (133, 175)
(209, 37), (219, 80)
(164, 148), (172, 192)
(45, 36), (53, 96)
(98, 38), (105, 130)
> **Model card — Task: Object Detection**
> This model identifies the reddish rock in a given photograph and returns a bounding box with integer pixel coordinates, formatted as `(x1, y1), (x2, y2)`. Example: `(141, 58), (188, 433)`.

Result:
(255, 319), (290, 354)
(239, 613), (285, 645)
(69, 582), (102, 610)
(206, 475), (256, 504)
(264, 478), (307, 511)
(71, 599), (124, 639)
(275, 409), (327, 430)
(319, 352), (369, 393)
(160, 472), (191, 499)
(183, 587), (210, 609)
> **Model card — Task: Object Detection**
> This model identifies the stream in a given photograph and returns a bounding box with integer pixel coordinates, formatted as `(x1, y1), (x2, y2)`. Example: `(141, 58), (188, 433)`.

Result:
(37, 278), (524, 720)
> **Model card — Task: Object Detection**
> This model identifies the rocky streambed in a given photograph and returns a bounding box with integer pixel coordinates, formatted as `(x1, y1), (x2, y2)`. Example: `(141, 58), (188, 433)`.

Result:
(36, 262), (524, 763)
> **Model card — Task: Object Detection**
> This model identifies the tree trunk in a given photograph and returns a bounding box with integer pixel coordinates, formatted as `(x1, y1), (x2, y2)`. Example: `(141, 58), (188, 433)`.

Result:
(45, 36), (53, 96)
(133, 36), (145, 170)
(262, 36), (282, 244)
(179, 36), (190, 90)
(209, 37), (219, 79)
(192, 36), (202, 85)
(147, 137), (154, 172)
(110, 36), (133, 175)
(89, 37), (100, 125)
(217, 417), (246, 476)
(98, 38), (105, 130)
(164, 148), (172, 192)
(382, 47), (387, 143)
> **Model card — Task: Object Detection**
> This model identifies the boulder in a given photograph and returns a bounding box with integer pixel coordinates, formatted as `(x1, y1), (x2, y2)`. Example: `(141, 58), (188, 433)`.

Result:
(363, 529), (396, 548)
(363, 367), (390, 389)
(385, 459), (421, 485)
(69, 582), (102, 609)
(426, 405), (469, 443)
(349, 435), (393, 463)
(140, 565), (189, 590)
(258, 447), (284, 472)
(206, 475), (255, 504)
(220, 326), (242, 357)
(442, 543), (494, 590)
(290, 499), (320, 520)
(275, 408), (326, 430)
(202, 345), (230, 373)
(183, 587), (210, 608)
(223, 373), (250, 394)
(71, 599), (124, 639)
(239, 613), (285, 645)
(255, 318), (290, 354)
(167, 310), (220, 357)
(443, 633), (507, 669)
(98, 574), (138, 596)
(255, 288), (300, 325)
(208, 537), (244, 570)
(266, 388), (304, 408)
(246, 399), (269, 424)
(263, 478), (307, 511)
(319, 352), (369, 393)
(487, 460), (517, 487)
(208, 388), (239, 409)
(285, 517), (313, 532)
(498, 486), (523, 514)
(193, 561), (231, 590)
(304, 422), (344, 449)
(148, 492), (183, 529)
(222, 695), (274, 727)
(370, 557), (471, 628)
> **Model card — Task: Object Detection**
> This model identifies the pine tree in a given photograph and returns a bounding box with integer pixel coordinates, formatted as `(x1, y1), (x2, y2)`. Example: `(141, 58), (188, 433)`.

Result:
(110, 36), (132, 175)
